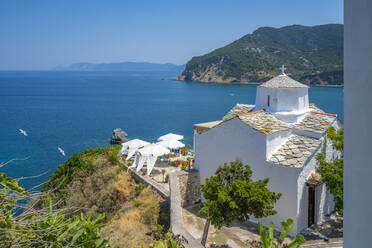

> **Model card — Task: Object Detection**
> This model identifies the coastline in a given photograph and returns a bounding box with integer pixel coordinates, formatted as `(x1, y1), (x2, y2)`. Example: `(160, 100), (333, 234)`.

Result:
(173, 78), (344, 87)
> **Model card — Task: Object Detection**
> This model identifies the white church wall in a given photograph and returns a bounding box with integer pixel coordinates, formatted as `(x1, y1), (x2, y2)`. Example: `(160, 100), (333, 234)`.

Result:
(315, 184), (335, 225)
(275, 88), (308, 112)
(255, 87), (309, 114)
(251, 164), (299, 235)
(195, 118), (267, 185)
(255, 87), (273, 110)
(194, 119), (299, 234)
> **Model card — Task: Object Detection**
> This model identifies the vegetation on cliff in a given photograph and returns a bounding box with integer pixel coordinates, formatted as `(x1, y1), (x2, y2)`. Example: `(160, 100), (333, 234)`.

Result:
(40, 146), (170, 247)
(178, 24), (343, 85)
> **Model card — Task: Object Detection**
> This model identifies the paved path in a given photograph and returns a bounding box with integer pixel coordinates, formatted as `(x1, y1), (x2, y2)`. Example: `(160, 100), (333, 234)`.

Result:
(182, 206), (343, 248)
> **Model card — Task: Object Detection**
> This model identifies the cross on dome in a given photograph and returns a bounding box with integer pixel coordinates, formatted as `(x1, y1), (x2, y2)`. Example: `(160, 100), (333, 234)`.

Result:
(280, 64), (287, 76)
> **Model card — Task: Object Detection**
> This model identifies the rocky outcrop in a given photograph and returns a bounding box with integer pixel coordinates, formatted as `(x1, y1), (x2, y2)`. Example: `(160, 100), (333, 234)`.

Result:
(110, 128), (129, 145)
(177, 55), (238, 83)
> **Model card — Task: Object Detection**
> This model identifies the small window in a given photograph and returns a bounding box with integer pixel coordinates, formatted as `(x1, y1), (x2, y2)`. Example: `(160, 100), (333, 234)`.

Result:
(267, 95), (270, 107)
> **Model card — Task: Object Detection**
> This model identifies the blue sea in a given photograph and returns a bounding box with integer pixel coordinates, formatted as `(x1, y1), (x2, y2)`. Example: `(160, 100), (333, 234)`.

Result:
(0, 71), (344, 190)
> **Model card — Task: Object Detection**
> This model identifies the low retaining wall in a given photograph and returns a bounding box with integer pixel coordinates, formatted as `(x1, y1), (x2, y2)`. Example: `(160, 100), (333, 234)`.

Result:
(170, 170), (203, 248)
(119, 156), (169, 199)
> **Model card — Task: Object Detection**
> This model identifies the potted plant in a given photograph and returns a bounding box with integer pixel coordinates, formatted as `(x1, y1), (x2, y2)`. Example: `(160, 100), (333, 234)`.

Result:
(165, 174), (169, 183)
(187, 158), (191, 169)
(142, 169), (147, 176)
(187, 144), (191, 153)
(174, 160), (180, 167)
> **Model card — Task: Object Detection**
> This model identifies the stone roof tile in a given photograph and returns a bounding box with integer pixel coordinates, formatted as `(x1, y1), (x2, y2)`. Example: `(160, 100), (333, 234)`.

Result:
(222, 104), (255, 121)
(294, 112), (336, 134)
(269, 135), (321, 168)
(259, 75), (308, 89)
(238, 110), (292, 134)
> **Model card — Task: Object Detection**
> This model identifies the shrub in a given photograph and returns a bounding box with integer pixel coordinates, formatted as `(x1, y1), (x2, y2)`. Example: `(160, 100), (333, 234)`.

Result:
(135, 184), (146, 195)
(252, 219), (306, 248)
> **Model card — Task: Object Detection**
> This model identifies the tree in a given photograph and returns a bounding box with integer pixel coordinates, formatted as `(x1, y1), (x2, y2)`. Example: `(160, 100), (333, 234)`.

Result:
(316, 127), (344, 214)
(199, 161), (282, 246)
(252, 218), (306, 248)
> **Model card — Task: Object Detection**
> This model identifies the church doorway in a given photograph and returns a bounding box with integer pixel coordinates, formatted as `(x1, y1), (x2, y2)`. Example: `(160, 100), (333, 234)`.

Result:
(308, 186), (315, 227)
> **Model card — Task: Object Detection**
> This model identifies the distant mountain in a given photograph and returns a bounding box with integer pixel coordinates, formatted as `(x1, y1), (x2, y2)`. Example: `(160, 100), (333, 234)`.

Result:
(177, 24), (343, 85)
(54, 62), (185, 72)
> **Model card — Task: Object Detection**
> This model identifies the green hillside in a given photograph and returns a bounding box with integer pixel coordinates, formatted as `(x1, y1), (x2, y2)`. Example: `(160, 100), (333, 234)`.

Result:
(177, 24), (343, 85)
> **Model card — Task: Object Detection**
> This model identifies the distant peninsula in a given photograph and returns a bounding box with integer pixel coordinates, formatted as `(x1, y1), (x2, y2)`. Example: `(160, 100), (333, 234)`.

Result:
(54, 61), (185, 72)
(177, 24), (343, 86)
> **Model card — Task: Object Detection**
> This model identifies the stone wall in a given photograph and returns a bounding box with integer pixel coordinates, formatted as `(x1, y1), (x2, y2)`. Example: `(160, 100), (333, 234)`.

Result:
(177, 170), (201, 207)
(169, 171), (204, 248)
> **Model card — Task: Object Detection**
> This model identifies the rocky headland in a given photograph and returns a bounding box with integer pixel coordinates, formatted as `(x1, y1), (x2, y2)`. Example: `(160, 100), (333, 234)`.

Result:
(177, 24), (343, 86)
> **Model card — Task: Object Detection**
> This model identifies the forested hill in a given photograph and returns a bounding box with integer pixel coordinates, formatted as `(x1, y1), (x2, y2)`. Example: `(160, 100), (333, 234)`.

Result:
(177, 24), (343, 85)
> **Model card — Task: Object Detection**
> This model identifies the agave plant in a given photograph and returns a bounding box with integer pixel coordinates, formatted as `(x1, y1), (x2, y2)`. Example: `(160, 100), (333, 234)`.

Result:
(257, 219), (306, 248)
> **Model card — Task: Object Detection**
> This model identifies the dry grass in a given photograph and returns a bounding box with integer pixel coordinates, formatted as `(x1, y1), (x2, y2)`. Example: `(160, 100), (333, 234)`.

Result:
(101, 210), (153, 248)
(63, 157), (136, 219)
(112, 172), (136, 200)
(101, 187), (164, 248)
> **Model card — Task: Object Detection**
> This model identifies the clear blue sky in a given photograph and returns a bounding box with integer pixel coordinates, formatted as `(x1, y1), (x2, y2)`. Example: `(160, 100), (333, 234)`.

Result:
(0, 0), (343, 70)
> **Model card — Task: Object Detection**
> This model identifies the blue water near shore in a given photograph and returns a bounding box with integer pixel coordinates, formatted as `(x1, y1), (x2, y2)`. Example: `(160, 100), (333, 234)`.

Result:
(0, 71), (343, 190)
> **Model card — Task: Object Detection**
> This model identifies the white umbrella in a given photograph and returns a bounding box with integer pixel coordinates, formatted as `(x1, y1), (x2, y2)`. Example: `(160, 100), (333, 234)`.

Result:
(135, 144), (170, 175)
(126, 148), (138, 160)
(157, 139), (185, 149)
(158, 133), (184, 141)
(121, 139), (150, 155)
(137, 143), (170, 157)
(121, 139), (150, 161)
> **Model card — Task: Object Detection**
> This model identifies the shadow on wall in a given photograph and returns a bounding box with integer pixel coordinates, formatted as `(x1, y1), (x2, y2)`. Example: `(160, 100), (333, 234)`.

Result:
(179, 169), (202, 208)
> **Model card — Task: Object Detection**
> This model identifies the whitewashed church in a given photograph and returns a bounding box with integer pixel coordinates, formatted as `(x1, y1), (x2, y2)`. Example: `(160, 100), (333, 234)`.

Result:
(193, 66), (342, 234)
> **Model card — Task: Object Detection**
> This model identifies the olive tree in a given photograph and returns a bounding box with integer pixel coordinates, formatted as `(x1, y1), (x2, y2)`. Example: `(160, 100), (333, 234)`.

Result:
(199, 160), (282, 246)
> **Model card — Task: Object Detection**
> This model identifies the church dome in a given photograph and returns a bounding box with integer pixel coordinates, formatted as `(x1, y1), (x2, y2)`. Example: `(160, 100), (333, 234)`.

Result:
(255, 66), (310, 123)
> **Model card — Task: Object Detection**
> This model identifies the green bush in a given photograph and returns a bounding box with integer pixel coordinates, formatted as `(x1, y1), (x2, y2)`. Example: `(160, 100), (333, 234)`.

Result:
(316, 127), (344, 214)
(251, 219), (306, 248)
